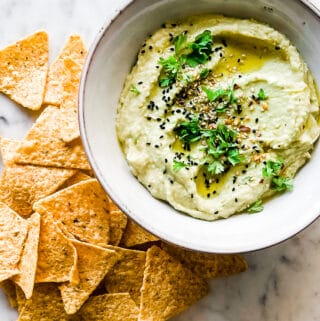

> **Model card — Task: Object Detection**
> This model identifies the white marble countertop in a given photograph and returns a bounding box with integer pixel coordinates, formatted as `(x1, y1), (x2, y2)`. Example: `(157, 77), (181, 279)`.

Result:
(0, 1), (320, 320)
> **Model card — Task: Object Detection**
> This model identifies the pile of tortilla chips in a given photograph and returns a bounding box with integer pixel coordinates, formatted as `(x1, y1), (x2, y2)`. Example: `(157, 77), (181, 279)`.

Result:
(0, 31), (248, 321)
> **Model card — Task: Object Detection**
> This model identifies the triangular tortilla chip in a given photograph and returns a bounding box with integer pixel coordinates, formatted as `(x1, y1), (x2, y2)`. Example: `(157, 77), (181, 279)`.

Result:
(121, 219), (159, 248)
(0, 30), (48, 110)
(14, 106), (91, 170)
(35, 212), (78, 284)
(34, 179), (110, 246)
(59, 171), (91, 190)
(12, 213), (40, 299)
(59, 240), (119, 314)
(0, 280), (18, 309)
(80, 293), (139, 321)
(161, 243), (248, 278)
(104, 246), (145, 306)
(139, 246), (208, 321)
(0, 137), (75, 217)
(44, 34), (86, 106)
(0, 202), (28, 282)
(17, 283), (77, 321)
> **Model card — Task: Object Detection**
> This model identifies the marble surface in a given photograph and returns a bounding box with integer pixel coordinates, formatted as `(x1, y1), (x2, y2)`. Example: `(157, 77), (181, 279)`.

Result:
(0, 1), (320, 320)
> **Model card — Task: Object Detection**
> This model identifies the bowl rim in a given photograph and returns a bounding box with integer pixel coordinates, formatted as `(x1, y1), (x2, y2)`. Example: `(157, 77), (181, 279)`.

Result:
(78, 0), (320, 254)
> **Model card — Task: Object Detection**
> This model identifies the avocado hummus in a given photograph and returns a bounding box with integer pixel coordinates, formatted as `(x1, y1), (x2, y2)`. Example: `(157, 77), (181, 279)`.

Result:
(116, 15), (320, 221)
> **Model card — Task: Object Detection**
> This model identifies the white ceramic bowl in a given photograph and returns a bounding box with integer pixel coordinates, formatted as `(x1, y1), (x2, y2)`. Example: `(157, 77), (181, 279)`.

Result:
(79, 0), (320, 253)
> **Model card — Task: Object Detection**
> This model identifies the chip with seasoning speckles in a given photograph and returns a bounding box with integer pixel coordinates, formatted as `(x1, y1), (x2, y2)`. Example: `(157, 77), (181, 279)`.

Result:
(44, 34), (86, 106)
(79, 293), (139, 321)
(0, 30), (48, 110)
(59, 240), (119, 314)
(0, 202), (28, 282)
(0, 137), (76, 217)
(104, 245), (146, 306)
(35, 212), (78, 284)
(17, 283), (80, 321)
(121, 219), (159, 248)
(12, 213), (40, 299)
(14, 106), (91, 170)
(161, 242), (248, 278)
(33, 179), (111, 247)
(139, 246), (209, 321)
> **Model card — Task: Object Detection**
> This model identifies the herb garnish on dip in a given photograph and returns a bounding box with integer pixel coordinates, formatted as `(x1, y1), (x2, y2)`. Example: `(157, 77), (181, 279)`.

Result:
(116, 15), (320, 220)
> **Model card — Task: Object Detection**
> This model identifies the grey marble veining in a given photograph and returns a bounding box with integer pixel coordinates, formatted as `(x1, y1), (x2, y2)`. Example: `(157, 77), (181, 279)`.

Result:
(0, 1), (320, 321)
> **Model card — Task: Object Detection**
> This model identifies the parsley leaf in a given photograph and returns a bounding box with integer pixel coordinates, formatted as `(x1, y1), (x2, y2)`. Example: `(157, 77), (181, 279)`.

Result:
(202, 84), (237, 105)
(272, 177), (293, 192)
(158, 56), (180, 87)
(130, 85), (140, 95)
(207, 161), (225, 175)
(200, 68), (209, 79)
(173, 160), (187, 172)
(262, 160), (283, 177)
(173, 34), (187, 54)
(257, 88), (267, 100)
(173, 117), (202, 144)
(202, 86), (227, 102)
(227, 149), (243, 166)
(247, 200), (264, 213)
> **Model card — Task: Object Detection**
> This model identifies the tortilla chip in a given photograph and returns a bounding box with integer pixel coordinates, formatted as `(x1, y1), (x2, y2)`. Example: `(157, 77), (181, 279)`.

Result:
(59, 240), (119, 314)
(0, 137), (75, 217)
(0, 202), (28, 282)
(80, 293), (139, 321)
(14, 106), (91, 170)
(59, 171), (91, 189)
(0, 280), (18, 309)
(109, 210), (127, 246)
(121, 219), (159, 248)
(34, 179), (110, 246)
(12, 213), (40, 299)
(139, 246), (208, 321)
(17, 283), (76, 321)
(161, 243), (248, 278)
(104, 246), (145, 305)
(35, 212), (78, 284)
(0, 30), (48, 110)
(44, 34), (86, 106)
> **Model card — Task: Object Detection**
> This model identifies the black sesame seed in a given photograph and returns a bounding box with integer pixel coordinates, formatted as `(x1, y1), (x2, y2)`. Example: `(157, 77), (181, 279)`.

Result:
(149, 46), (153, 50)
(232, 187), (235, 192)
(163, 169), (167, 174)
(214, 210), (219, 214)
(191, 193), (194, 198)
(213, 190), (216, 194)
(154, 144), (159, 148)
(237, 58), (241, 63)
(164, 158), (168, 163)
(170, 47), (174, 51)
(148, 184), (152, 188)
(170, 180), (174, 184)
(141, 50), (146, 54)
(207, 193), (210, 198)
(275, 45), (281, 50)
(255, 118), (259, 123)
(235, 198), (238, 202)
(146, 142), (151, 146)
(138, 81), (143, 85)
(242, 170), (247, 174)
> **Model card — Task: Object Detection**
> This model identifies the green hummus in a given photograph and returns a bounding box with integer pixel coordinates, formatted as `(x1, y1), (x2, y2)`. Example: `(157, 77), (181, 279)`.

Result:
(116, 15), (320, 220)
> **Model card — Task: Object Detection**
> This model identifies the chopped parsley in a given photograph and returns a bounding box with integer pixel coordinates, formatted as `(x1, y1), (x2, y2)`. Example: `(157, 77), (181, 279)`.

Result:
(158, 56), (180, 87)
(272, 176), (293, 192)
(262, 160), (283, 177)
(207, 161), (224, 175)
(202, 84), (237, 105)
(174, 118), (242, 175)
(257, 88), (267, 100)
(200, 68), (209, 79)
(130, 85), (140, 95)
(247, 200), (264, 213)
(262, 159), (293, 192)
(173, 160), (187, 172)
(158, 30), (213, 87)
